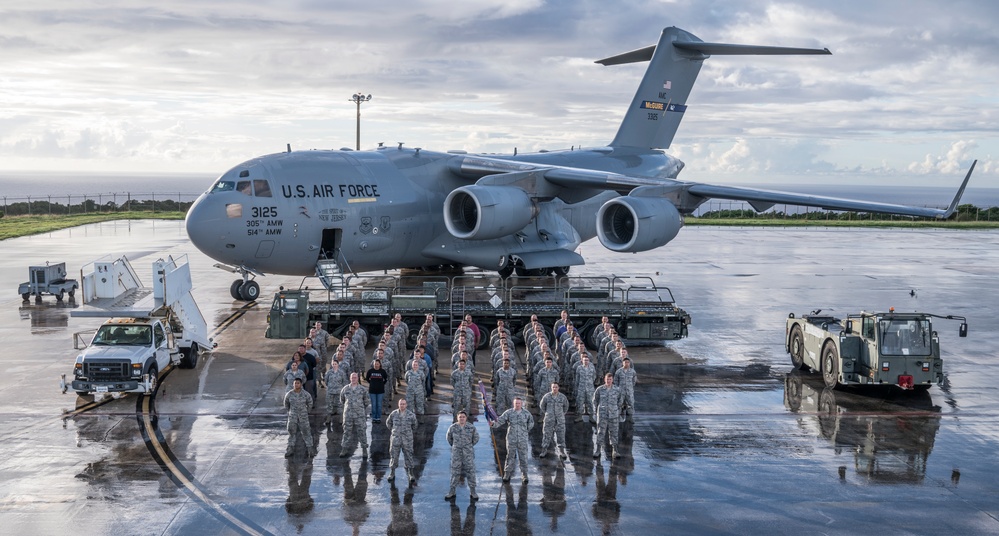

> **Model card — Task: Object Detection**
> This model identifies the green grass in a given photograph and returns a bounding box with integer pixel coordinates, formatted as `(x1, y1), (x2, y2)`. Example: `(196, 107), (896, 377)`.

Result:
(0, 212), (186, 241)
(2, 212), (996, 242)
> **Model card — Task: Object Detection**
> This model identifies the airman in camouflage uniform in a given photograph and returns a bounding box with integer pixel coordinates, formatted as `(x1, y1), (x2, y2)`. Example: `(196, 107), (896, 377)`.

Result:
(324, 356), (349, 428)
(534, 358), (560, 406)
(339, 372), (371, 457)
(539, 382), (570, 460)
(451, 359), (474, 416)
(405, 359), (427, 415)
(385, 398), (419, 483)
(495, 358), (517, 415)
(592, 374), (625, 459)
(613, 357), (637, 420)
(491, 397), (535, 482)
(284, 378), (315, 457)
(574, 355), (597, 420)
(445, 411), (479, 501)
(284, 361), (306, 392)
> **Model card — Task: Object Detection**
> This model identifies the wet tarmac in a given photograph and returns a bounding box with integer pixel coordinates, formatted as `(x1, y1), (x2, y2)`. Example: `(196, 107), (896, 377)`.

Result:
(1, 221), (998, 535)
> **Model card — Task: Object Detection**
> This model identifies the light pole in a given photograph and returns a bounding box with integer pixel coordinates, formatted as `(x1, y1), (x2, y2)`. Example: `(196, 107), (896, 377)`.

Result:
(350, 92), (372, 150)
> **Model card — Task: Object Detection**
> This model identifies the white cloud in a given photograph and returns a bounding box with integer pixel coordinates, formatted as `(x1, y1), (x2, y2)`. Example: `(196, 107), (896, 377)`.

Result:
(0, 0), (995, 187)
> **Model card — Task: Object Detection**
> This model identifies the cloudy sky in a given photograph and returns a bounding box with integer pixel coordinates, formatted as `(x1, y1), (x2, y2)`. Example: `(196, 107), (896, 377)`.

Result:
(1, 0), (996, 187)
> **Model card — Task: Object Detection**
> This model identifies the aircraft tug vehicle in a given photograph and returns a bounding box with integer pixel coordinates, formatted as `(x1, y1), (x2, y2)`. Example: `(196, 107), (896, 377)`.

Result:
(786, 309), (968, 390)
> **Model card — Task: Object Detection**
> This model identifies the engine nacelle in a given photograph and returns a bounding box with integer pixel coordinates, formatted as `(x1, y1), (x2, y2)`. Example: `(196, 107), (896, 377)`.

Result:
(444, 185), (536, 240)
(596, 196), (683, 252)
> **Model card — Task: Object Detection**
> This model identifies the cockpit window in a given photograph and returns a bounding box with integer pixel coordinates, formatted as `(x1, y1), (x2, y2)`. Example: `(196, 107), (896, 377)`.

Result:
(211, 180), (236, 193)
(253, 180), (272, 197)
(236, 181), (253, 196)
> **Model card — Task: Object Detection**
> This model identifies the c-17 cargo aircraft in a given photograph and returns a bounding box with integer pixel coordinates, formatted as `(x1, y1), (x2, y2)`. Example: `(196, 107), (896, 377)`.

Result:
(185, 26), (976, 301)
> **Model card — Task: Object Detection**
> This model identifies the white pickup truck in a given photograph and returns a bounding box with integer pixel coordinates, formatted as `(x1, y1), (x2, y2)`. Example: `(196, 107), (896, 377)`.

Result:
(61, 255), (213, 397)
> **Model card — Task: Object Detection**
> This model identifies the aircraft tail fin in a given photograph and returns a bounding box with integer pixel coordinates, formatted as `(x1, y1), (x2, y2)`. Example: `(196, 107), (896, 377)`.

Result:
(598, 27), (831, 150)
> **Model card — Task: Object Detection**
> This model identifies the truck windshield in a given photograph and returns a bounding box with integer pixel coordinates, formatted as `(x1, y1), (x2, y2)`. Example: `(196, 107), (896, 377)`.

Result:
(879, 318), (932, 356)
(92, 325), (152, 346)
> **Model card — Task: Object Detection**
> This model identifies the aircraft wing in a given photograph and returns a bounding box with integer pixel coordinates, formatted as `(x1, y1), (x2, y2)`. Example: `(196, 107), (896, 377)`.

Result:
(453, 154), (976, 219)
(683, 161), (975, 218)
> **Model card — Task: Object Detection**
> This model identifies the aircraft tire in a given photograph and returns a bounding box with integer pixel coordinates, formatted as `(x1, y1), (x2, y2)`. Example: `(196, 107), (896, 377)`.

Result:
(475, 324), (489, 350)
(239, 280), (260, 301)
(230, 280), (243, 300)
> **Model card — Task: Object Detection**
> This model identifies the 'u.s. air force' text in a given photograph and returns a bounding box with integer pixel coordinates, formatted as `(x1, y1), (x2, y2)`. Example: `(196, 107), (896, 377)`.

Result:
(281, 183), (380, 199)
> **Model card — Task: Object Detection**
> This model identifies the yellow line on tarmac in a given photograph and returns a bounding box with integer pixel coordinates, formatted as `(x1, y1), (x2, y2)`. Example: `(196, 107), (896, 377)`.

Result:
(140, 393), (266, 536)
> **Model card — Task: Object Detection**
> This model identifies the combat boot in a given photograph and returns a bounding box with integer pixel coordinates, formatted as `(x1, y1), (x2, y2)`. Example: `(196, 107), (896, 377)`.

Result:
(387, 469), (395, 482)
(469, 490), (479, 501)
(284, 449), (294, 458)
(592, 447), (600, 459)
(408, 470), (416, 484)
(444, 489), (456, 500)
(339, 449), (350, 458)
(560, 448), (569, 461)
(612, 447), (621, 459)
(539, 447), (548, 458)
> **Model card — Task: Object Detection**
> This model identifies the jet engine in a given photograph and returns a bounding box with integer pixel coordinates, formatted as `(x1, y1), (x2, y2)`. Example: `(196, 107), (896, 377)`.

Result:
(444, 185), (537, 240)
(596, 196), (683, 252)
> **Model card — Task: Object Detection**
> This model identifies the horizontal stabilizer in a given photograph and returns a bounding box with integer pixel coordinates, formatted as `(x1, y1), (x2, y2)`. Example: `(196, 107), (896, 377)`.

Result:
(596, 42), (830, 65)
(672, 42), (831, 56)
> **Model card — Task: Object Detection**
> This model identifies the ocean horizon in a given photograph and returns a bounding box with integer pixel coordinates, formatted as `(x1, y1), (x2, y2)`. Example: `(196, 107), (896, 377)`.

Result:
(1, 170), (997, 209)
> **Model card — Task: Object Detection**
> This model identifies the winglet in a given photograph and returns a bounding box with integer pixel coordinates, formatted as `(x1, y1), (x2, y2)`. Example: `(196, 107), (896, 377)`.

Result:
(940, 160), (977, 219)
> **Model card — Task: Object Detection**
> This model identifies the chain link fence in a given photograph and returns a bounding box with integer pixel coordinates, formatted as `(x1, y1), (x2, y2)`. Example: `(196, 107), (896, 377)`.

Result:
(1, 192), (199, 218)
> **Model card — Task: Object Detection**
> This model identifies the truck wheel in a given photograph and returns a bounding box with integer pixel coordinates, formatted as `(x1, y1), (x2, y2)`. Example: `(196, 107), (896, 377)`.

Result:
(69, 287), (76, 298)
(179, 343), (199, 369)
(75, 391), (90, 397)
(21, 293), (30, 301)
(230, 280), (243, 300)
(553, 266), (570, 278)
(56, 290), (65, 301)
(147, 365), (159, 393)
(239, 280), (260, 301)
(821, 342), (840, 389)
(789, 326), (806, 370)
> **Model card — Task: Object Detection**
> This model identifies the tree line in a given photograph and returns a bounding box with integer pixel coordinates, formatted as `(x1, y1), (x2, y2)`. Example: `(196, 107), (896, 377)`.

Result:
(694, 203), (998, 222)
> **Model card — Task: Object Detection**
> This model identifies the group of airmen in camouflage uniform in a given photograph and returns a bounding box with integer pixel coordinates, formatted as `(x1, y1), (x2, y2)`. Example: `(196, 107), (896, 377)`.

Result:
(283, 310), (637, 500)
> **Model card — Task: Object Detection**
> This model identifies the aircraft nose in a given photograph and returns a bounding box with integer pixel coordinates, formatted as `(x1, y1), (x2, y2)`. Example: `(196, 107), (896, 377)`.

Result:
(185, 194), (225, 256)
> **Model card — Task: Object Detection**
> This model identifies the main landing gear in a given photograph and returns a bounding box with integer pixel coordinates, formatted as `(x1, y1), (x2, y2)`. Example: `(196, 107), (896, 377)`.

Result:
(498, 264), (571, 279)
